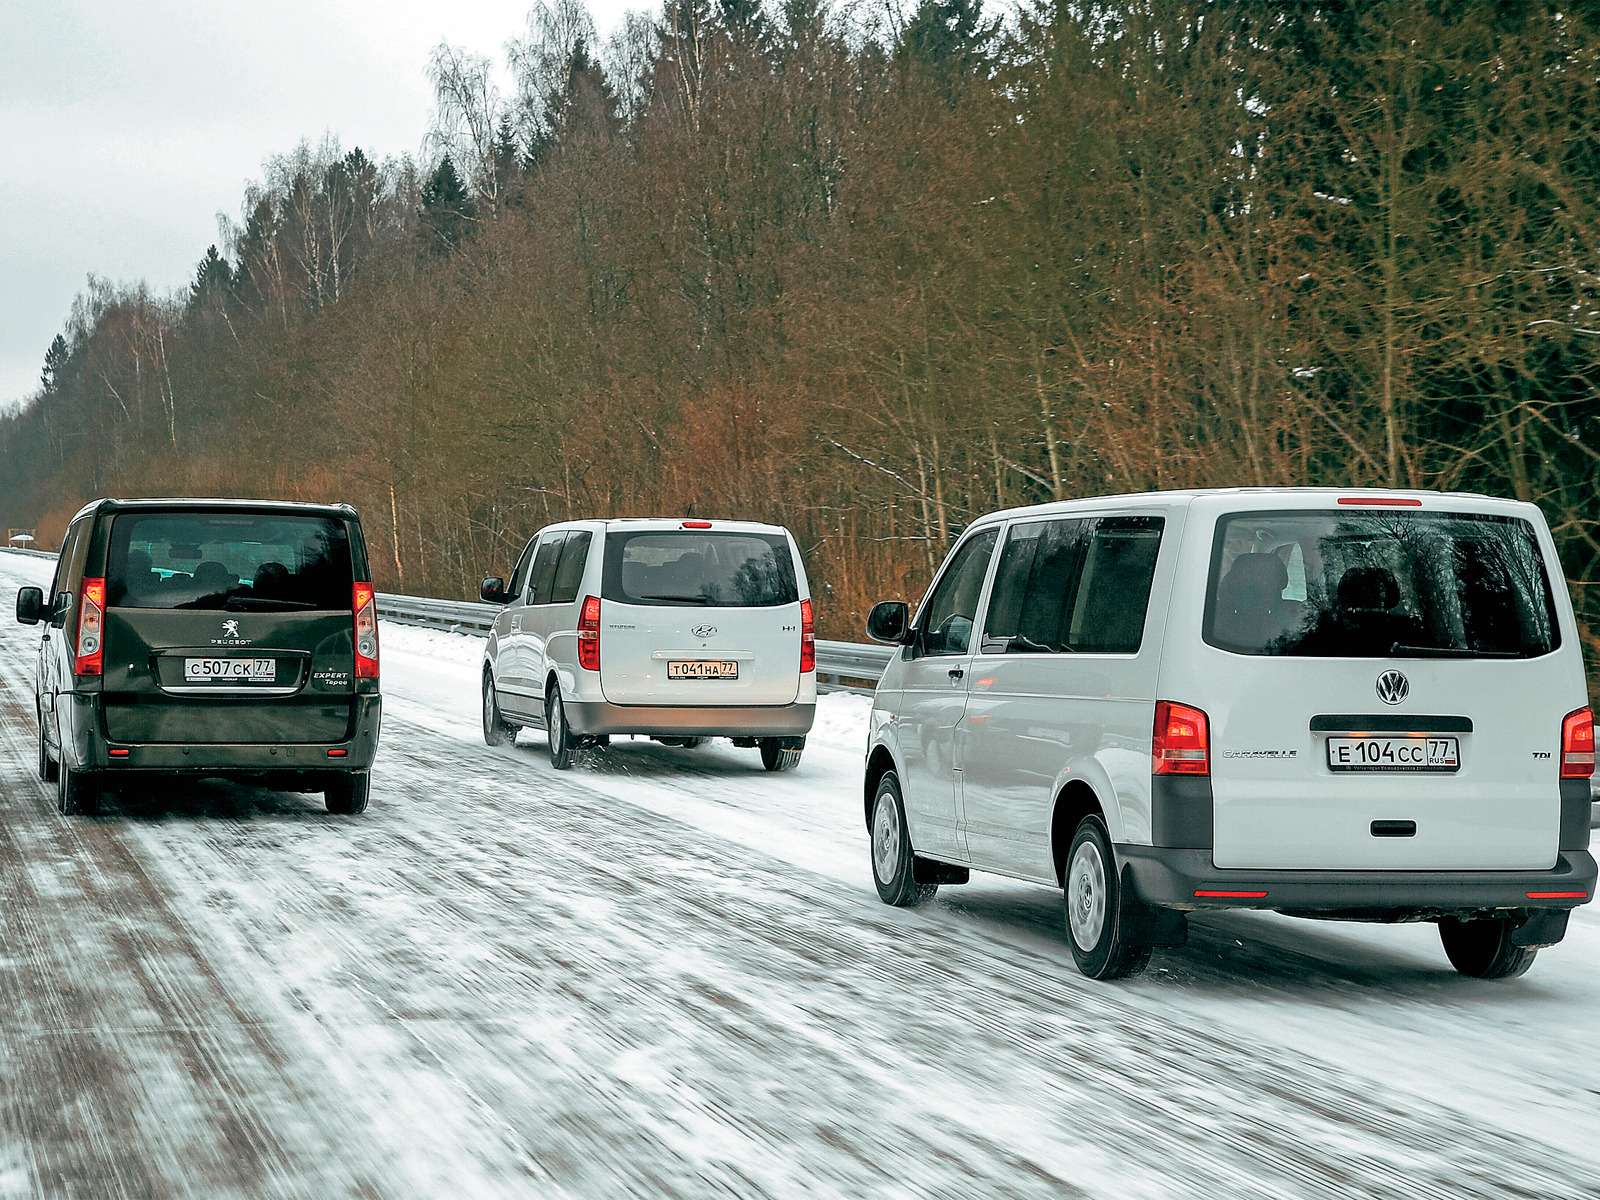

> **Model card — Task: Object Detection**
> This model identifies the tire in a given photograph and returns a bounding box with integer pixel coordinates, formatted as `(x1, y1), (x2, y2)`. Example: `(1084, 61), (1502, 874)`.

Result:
(1439, 915), (1538, 980)
(37, 706), (57, 783)
(482, 672), (516, 747)
(546, 689), (576, 771)
(869, 772), (938, 907)
(325, 773), (371, 815)
(56, 753), (100, 817)
(759, 738), (803, 772)
(1063, 815), (1152, 980)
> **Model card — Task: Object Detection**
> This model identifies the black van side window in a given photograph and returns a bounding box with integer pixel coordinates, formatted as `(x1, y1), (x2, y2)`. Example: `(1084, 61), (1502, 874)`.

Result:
(527, 533), (567, 605)
(51, 518), (86, 605)
(550, 532), (592, 606)
(919, 528), (998, 657)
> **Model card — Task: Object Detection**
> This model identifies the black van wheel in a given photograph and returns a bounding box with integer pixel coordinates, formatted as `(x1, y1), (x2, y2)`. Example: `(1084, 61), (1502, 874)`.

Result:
(1439, 915), (1538, 979)
(56, 755), (100, 817)
(546, 690), (576, 771)
(482, 673), (516, 747)
(325, 773), (371, 815)
(759, 739), (802, 772)
(37, 709), (58, 783)
(1063, 815), (1152, 980)
(870, 772), (938, 907)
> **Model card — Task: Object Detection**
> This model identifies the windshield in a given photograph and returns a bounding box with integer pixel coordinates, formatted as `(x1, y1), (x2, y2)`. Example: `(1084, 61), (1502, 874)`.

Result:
(1203, 510), (1561, 658)
(602, 530), (798, 607)
(107, 512), (354, 611)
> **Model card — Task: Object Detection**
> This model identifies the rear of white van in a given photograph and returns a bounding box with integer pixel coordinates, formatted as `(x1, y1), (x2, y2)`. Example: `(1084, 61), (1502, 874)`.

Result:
(1128, 491), (1595, 927)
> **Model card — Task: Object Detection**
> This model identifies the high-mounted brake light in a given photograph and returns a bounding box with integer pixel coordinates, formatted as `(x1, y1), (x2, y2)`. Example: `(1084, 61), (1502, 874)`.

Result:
(353, 582), (380, 679)
(1153, 700), (1210, 776)
(800, 599), (816, 674)
(1337, 496), (1423, 507)
(578, 595), (601, 671)
(1561, 707), (1594, 780)
(682, 520), (713, 529)
(75, 577), (105, 676)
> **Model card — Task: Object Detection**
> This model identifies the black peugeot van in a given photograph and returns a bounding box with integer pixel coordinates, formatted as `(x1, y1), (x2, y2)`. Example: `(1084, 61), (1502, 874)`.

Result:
(14, 498), (382, 815)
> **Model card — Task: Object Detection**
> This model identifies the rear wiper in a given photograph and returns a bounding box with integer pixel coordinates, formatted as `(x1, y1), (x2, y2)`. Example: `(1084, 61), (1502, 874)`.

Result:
(633, 594), (709, 605)
(1388, 642), (1519, 659)
(224, 596), (318, 611)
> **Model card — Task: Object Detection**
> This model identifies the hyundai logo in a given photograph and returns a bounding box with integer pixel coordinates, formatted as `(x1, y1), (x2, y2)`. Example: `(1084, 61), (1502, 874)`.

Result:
(692, 624), (718, 639)
(1375, 669), (1410, 705)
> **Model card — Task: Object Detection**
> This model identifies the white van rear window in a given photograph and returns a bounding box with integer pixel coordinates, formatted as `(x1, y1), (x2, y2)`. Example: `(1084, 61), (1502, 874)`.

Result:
(602, 531), (798, 607)
(1204, 510), (1561, 658)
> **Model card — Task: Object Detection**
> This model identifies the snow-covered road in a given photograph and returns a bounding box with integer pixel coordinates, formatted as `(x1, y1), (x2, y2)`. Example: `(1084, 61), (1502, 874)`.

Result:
(1, 551), (1596, 1199)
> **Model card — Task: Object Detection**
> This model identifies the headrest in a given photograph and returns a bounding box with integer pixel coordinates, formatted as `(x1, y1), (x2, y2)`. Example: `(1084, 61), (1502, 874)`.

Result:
(1336, 565), (1399, 611)
(1219, 553), (1289, 603)
(192, 560), (232, 590)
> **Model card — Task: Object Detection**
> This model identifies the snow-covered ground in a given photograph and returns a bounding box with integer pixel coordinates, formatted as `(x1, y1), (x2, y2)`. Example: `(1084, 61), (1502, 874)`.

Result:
(1, 548), (1597, 1199)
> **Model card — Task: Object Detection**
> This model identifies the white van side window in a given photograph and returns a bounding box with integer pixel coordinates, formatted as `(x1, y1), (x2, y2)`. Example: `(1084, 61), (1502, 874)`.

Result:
(918, 528), (998, 657)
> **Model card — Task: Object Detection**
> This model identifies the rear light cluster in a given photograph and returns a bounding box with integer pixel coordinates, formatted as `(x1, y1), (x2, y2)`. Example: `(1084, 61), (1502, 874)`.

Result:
(578, 595), (601, 671)
(1152, 700), (1209, 776)
(1561, 707), (1595, 780)
(353, 582), (380, 679)
(75, 578), (106, 676)
(800, 599), (816, 674)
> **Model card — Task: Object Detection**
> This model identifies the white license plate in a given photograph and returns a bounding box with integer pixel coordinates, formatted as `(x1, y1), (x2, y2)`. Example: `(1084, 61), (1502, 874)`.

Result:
(1327, 735), (1460, 772)
(184, 657), (276, 683)
(667, 660), (739, 680)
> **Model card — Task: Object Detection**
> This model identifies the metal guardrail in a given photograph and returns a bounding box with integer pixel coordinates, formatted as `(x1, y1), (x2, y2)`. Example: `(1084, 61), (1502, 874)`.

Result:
(375, 591), (894, 694)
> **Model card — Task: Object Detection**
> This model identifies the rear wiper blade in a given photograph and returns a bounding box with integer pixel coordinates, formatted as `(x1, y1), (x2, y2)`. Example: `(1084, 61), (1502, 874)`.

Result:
(224, 596), (318, 611)
(1388, 642), (1519, 659)
(634, 594), (709, 605)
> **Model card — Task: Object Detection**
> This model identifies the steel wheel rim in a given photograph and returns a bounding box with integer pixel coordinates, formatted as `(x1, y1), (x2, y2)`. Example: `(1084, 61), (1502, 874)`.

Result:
(483, 681), (496, 732)
(550, 696), (563, 754)
(1067, 840), (1108, 951)
(872, 792), (900, 882)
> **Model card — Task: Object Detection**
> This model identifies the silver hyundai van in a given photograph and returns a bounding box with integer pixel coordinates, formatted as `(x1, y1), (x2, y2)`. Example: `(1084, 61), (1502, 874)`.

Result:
(863, 488), (1595, 980)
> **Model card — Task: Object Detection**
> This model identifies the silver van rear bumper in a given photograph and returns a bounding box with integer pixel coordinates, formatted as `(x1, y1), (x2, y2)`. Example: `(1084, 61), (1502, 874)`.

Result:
(564, 700), (815, 739)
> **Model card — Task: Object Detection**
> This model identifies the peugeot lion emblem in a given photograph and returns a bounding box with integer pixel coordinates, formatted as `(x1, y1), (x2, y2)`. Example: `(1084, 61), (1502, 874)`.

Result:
(221, 619), (241, 639)
(1375, 669), (1410, 706)
(692, 624), (718, 640)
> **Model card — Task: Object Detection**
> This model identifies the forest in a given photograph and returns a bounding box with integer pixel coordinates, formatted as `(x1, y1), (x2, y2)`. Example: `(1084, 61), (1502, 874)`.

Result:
(1, 0), (1596, 661)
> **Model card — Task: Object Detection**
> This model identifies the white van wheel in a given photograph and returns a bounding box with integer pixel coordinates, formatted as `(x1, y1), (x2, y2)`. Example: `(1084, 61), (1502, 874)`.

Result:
(870, 772), (937, 907)
(1063, 815), (1151, 980)
(1439, 916), (1538, 980)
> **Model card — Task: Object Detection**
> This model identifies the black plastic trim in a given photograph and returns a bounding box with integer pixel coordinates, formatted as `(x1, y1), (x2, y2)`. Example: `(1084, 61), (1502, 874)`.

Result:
(1310, 714), (1474, 733)
(1559, 778), (1592, 852)
(1150, 775), (1214, 848)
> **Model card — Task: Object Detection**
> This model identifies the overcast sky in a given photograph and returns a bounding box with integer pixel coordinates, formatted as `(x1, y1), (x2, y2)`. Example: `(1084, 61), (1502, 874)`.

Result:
(0, 0), (633, 409)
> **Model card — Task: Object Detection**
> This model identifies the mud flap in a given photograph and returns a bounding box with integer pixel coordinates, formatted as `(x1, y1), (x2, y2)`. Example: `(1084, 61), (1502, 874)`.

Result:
(914, 858), (970, 885)
(1123, 865), (1189, 947)
(1510, 909), (1570, 948)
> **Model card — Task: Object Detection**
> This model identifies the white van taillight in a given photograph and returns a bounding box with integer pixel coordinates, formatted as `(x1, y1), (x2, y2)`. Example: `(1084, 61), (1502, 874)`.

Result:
(578, 595), (601, 670)
(1153, 700), (1210, 776)
(74, 578), (105, 676)
(800, 599), (816, 674)
(1337, 496), (1422, 507)
(1561, 707), (1595, 780)
(682, 520), (713, 529)
(353, 582), (379, 679)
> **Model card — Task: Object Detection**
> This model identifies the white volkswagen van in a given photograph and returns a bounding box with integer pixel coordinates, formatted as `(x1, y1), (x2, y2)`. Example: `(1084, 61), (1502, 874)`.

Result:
(480, 518), (816, 771)
(862, 489), (1595, 980)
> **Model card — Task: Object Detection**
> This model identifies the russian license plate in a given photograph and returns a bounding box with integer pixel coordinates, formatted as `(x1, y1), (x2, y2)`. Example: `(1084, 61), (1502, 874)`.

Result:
(667, 660), (739, 680)
(1327, 735), (1460, 772)
(184, 657), (275, 683)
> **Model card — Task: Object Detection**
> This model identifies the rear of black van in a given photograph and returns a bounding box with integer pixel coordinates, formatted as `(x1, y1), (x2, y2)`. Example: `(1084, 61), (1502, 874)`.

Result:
(85, 500), (381, 811)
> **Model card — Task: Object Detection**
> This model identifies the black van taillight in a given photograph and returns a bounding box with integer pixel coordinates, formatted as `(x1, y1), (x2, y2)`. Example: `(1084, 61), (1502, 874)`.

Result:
(578, 595), (601, 671)
(353, 582), (379, 679)
(1153, 700), (1210, 776)
(75, 578), (106, 676)
(1562, 707), (1595, 780)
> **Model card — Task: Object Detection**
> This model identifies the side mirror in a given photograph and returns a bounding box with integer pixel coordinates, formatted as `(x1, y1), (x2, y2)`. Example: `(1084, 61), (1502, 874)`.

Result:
(866, 600), (911, 645)
(480, 576), (509, 604)
(15, 586), (43, 626)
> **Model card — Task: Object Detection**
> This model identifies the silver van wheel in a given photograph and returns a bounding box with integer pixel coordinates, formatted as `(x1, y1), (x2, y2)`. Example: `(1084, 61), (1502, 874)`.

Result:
(1067, 841), (1108, 952)
(873, 792), (901, 883)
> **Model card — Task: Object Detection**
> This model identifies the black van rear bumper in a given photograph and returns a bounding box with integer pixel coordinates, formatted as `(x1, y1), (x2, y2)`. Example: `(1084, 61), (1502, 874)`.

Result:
(65, 692), (382, 773)
(1120, 844), (1597, 917)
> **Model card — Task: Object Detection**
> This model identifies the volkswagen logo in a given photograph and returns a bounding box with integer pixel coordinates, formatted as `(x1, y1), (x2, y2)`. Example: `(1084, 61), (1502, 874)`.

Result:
(692, 624), (718, 640)
(1375, 669), (1410, 706)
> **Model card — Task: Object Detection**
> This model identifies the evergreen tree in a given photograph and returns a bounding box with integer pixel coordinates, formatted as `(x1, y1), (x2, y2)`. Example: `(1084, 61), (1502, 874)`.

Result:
(718, 0), (771, 54)
(494, 113), (523, 199)
(187, 245), (234, 312)
(549, 40), (622, 147)
(39, 334), (69, 395)
(899, 0), (996, 90)
(418, 155), (478, 254)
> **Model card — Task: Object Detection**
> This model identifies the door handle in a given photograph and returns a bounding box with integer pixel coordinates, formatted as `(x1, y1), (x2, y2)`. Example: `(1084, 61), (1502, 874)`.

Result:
(948, 666), (966, 682)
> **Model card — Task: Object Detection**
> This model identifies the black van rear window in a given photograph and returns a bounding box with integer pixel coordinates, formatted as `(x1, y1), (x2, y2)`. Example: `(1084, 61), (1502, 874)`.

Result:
(107, 513), (353, 611)
(602, 531), (798, 607)
(1204, 510), (1561, 658)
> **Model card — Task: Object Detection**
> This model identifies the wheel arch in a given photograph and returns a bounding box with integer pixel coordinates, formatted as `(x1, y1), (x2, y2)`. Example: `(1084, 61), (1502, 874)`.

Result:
(1050, 779), (1109, 889)
(864, 743), (901, 831)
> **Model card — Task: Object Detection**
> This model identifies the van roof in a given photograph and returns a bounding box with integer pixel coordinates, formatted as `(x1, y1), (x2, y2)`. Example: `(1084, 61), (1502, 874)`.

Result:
(70, 497), (360, 523)
(540, 517), (794, 536)
(970, 486), (1533, 527)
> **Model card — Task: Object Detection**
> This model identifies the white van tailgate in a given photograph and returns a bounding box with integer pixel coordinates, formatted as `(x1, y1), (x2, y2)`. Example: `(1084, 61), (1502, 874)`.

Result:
(1210, 658), (1562, 870)
(599, 601), (801, 707)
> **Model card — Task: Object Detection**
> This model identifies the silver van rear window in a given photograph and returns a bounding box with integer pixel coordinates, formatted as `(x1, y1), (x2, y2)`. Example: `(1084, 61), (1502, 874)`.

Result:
(1204, 510), (1560, 658)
